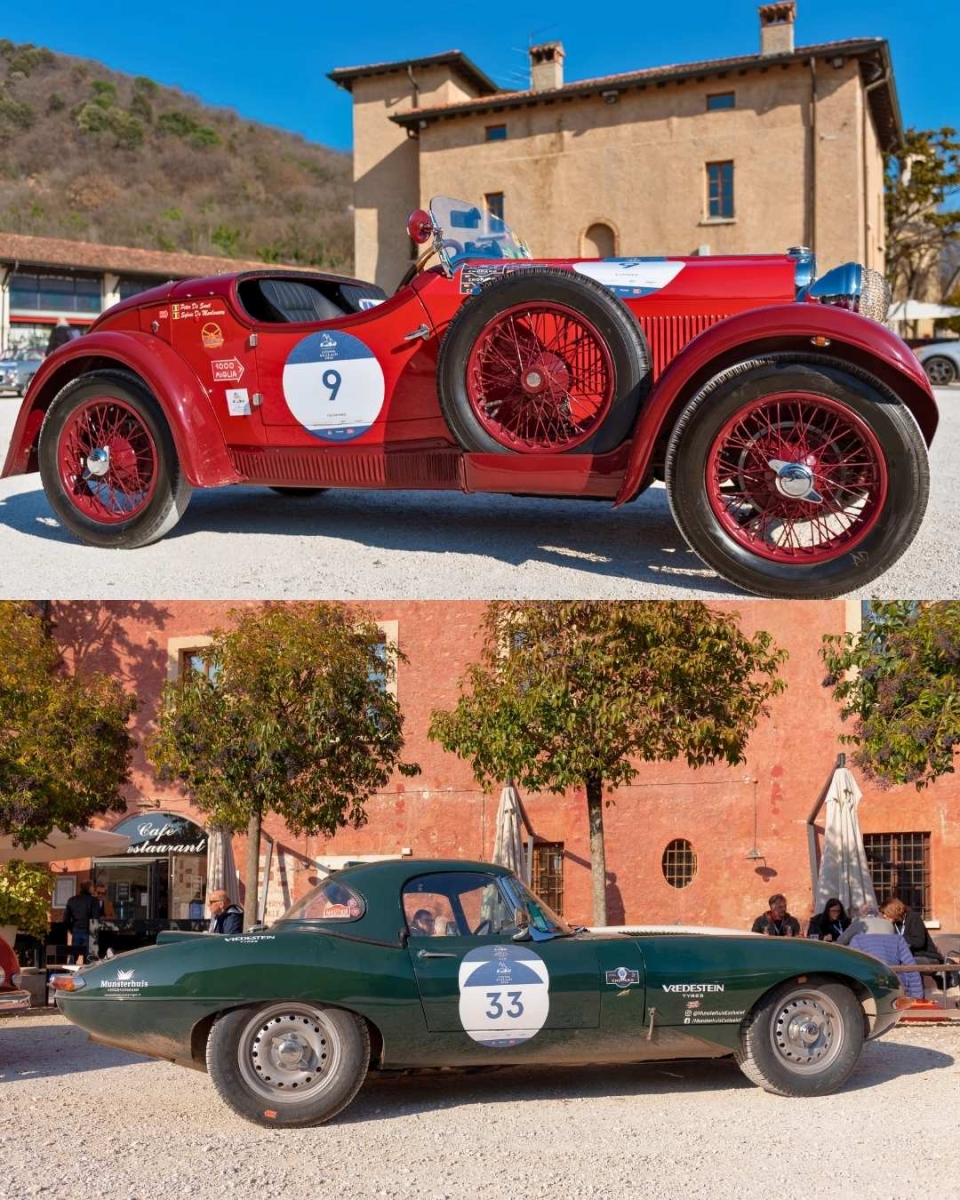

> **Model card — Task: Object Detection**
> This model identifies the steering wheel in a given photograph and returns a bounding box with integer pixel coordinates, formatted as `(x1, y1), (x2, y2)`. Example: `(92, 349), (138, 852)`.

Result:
(472, 918), (493, 936)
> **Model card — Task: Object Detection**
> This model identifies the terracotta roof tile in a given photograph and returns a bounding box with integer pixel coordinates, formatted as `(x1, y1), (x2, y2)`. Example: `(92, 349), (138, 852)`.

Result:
(0, 232), (308, 278)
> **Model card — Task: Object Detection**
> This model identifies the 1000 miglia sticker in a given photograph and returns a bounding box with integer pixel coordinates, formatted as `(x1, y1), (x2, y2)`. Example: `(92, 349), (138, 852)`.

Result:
(573, 258), (684, 297)
(458, 945), (550, 1048)
(282, 330), (385, 441)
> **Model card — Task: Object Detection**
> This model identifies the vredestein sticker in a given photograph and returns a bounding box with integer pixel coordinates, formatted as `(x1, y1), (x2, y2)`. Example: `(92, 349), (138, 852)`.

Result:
(282, 330), (385, 441)
(457, 944), (550, 1047)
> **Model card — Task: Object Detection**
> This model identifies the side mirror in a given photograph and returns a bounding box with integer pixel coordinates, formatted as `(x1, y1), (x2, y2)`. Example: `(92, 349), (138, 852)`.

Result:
(407, 209), (436, 245)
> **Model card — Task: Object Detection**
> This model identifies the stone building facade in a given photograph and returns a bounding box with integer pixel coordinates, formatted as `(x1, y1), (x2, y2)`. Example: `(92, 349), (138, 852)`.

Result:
(49, 600), (960, 936)
(330, 4), (901, 291)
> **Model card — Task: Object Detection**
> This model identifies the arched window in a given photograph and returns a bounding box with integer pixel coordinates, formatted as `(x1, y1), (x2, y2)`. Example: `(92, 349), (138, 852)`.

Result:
(661, 839), (697, 889)
(582, 222), (617, 259)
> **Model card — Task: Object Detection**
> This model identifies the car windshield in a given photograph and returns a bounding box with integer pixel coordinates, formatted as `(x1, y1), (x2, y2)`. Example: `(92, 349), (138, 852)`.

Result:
(509, 877), (573, 938)
(429, 195), (531, 268)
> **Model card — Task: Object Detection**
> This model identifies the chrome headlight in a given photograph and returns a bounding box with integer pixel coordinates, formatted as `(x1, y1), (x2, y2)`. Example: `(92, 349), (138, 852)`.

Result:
(803, 263), (890, 323)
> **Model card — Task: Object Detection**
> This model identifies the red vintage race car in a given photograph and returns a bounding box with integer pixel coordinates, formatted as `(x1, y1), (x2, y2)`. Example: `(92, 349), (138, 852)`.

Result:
(2, 196), (936, 598)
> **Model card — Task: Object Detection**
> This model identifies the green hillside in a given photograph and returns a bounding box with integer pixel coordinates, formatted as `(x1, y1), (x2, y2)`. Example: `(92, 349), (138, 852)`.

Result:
(0, 39), (353, 270)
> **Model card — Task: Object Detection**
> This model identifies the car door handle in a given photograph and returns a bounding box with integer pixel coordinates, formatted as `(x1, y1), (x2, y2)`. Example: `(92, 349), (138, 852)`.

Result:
(416, 950), (457, 959)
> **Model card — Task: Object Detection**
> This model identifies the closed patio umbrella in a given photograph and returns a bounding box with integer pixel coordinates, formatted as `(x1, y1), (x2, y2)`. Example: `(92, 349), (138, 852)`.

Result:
(205, 826), (240, 905)
(492, 782), (533, 884)
(814, 766), (877, 915)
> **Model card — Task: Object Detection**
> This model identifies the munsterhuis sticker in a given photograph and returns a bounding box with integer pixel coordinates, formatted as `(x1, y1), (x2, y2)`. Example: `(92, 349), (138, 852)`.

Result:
(573, 258), (685, 297)
(605, 967), (640, 988)
(457, 944), (550, 1048)
(282, 330), (385, 442)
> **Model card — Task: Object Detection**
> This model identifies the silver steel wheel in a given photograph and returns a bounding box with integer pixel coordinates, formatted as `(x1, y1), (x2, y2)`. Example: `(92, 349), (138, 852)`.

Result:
(924, 356), (956, 386)
(236, 1003), (343, 1102)
(768, 987), (844, 1074)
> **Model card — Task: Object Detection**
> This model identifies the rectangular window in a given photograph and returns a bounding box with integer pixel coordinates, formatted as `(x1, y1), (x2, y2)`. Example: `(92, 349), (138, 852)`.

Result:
(485, 191), (505, 232)
(368, 638), (388, 693)
(532, 842), (564, 915)
(178, 648), (220, 684)
(485, 124), (507, 142)
(707, 92), (735, 111)
(863, 832), (931, 918)
(706, 161), (735, 219)
(9, 270), (102, 313)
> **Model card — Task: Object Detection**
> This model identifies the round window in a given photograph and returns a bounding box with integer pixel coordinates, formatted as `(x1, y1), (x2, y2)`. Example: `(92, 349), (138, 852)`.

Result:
(662, 839), (697, 889)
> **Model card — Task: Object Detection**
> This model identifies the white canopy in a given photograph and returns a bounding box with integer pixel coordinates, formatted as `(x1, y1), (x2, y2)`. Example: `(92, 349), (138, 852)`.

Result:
(0, 827), (131, 865)
(814, 767), (878, 914)
(888, 299), (960, 322)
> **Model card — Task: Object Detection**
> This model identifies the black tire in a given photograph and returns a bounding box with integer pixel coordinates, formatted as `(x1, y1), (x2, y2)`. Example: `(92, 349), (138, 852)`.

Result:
(736, 978), (864, 1097)
(267, 486), (327, 497)
(206, 1001), (370, 1128)
(922, 355), (957, 387)
(437, 266), (651, 455)
(38, 369), (192, 548)
(664, 354), (930, 599)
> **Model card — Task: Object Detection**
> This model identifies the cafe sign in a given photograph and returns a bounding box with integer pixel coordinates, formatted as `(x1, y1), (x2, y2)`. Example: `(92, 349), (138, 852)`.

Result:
(112, 812), (207, 856)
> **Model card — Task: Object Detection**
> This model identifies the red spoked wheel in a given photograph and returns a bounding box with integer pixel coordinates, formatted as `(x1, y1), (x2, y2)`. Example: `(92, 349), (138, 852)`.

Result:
(705, 392), (888, 564)
(56, 396), (159, 523)
(465, 303), (615, 453)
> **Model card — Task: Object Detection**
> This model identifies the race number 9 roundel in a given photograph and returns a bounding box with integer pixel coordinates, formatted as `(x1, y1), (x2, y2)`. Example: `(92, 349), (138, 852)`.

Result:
(282, 330), (385, 441)
(458, 945), (550, 1048)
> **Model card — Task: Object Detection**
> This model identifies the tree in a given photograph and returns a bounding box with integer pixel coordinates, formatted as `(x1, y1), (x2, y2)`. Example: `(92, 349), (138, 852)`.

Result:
(0, 861), (53, 939)
(0, 601), (136, 850)
(822, 601), (960, 789)
(147, 603), (420, 929)
(885, 128), (960, 305)
(428, 601), (786, 925)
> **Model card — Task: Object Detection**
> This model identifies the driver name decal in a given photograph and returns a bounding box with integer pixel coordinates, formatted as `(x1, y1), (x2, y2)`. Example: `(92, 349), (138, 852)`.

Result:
(458, 945), (550, 1048)
(573, 258), (685, 297)
(282, 330), (385, 442)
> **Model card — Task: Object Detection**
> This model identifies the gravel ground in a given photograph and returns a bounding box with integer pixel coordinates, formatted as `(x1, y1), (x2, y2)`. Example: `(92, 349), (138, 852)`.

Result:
(0, 388), (957, 601)
(0, 1010), (957, 1199)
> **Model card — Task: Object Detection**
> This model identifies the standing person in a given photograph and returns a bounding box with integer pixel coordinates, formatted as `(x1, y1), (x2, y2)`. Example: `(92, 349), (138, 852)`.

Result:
(207, 890), (243, 934)
(94, 884), (116, 921)
(46, 318), (76, 355)
(751, 894), (800, 937)
(63, 881), (99, 963)
(807, 898), (851, 942)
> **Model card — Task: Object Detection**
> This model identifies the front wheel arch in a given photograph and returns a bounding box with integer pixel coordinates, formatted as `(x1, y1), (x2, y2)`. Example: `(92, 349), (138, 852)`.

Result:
(192, 1002), (385, 1070)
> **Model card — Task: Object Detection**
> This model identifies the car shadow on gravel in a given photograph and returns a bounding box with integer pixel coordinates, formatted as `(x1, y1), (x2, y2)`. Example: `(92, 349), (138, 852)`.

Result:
(0, 482), (733, 595)
(337, 1039), (956, 1123)
(0, 1014), (153, 1083)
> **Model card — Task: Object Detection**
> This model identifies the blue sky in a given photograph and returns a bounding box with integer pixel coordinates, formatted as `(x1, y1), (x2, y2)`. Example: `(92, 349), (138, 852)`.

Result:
(3, 0), (956, 152)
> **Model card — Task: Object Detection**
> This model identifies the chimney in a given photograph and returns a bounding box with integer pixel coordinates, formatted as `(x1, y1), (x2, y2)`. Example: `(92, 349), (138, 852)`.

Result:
(759, 2), (796, 56)
(529, 42), (564, 91)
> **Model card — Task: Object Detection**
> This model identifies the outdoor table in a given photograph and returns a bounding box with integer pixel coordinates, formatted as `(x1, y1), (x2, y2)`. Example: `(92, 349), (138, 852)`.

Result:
(890, 962), (960, 1017)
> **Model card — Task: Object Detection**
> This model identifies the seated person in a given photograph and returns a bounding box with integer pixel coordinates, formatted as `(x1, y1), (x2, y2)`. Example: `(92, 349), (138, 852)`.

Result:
(751, 893), (801, 937)
(807, 898), (851, 942)
(845, 903), (923, 998)
(408, 909), (435, 937)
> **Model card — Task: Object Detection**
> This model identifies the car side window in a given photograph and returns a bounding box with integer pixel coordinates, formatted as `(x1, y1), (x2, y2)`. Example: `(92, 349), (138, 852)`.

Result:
(403, 872), (520, 938)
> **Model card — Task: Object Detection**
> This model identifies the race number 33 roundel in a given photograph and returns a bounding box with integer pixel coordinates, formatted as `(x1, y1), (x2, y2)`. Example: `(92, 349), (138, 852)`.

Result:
(282, 330), (385, 441)
(458, 945), (550, 1048)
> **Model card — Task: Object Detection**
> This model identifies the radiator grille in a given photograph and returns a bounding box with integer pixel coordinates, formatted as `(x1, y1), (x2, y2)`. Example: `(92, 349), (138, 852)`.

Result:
(638, 314), (725, 378)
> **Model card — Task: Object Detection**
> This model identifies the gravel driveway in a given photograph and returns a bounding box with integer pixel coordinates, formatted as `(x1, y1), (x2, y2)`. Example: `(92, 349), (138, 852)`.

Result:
(0, 389), (957, 600)
(0, 1011), (956, 1199)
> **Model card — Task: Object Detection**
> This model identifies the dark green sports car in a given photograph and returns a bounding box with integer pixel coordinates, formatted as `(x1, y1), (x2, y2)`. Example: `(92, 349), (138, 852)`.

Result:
(54, 859), (908, 1127)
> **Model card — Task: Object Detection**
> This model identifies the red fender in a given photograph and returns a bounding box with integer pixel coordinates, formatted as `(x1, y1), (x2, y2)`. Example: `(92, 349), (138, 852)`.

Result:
(1, 330), (241, 487)
(614, 304), (939, 507)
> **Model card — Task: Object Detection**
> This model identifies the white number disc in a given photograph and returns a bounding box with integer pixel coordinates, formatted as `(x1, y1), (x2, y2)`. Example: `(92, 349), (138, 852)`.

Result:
(458, 945), (550, 1047)
(282, 330), (385, 441)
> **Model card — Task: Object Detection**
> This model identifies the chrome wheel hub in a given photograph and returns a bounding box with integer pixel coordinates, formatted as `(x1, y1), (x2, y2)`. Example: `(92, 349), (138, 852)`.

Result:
(768, 458), (823, 503)
(237, 1004), (341, 1100)
(770, 990), (842, 1073)
(524, 370), (543, 391)
(85, 446), (111, 477)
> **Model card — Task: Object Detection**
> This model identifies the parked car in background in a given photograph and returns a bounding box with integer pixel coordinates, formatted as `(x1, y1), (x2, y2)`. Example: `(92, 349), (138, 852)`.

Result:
(914, 338), (960, 386)
(0, 347), (44, 396)
(0, 936), (30, 1014)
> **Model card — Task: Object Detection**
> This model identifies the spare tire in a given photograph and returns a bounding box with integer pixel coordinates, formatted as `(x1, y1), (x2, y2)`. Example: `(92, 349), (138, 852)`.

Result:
(437, 266), (651, 455)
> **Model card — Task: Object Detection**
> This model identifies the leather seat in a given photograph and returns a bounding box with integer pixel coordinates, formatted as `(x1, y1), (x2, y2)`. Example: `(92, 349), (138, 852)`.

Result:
(258, 279), (344, 323)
